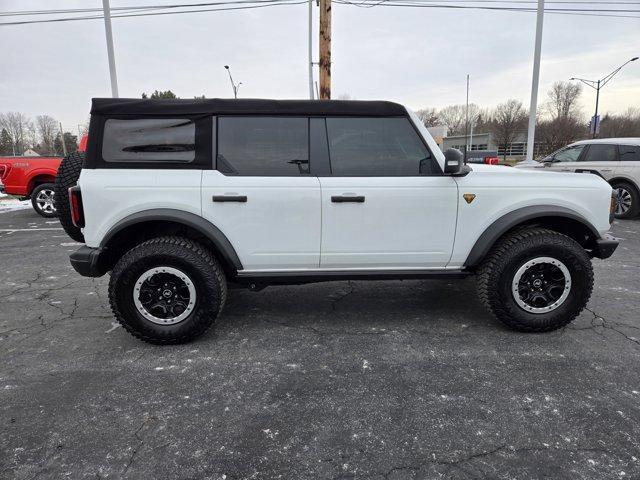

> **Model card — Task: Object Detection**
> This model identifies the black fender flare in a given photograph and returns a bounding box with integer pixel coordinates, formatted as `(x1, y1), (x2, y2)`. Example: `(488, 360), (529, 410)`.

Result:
(100, 208), (243, 271)
(464, 205), (600, 267)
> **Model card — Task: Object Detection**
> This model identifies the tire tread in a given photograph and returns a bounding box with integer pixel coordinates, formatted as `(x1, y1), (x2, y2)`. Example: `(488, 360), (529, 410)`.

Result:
(477, 227), (594, 332)
(54, 152), (85, 242)
(108, 236), (227, 344)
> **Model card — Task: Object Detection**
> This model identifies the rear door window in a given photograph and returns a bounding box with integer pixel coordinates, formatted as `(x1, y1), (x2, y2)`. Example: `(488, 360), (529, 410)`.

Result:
(325, 117), (436, 176)
(581, 144), (618, 162)
(102, 118), (196, 163)
(216, 117), (309, 176)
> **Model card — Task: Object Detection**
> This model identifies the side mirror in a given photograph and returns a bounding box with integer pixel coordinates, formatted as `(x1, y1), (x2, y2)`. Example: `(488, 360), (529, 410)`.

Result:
(444, 148), (471, 176)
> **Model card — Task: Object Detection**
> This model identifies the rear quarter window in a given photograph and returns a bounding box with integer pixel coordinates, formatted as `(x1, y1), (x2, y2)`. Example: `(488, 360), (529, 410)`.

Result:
(620, 145), (640, 162)
(102, 118), (196, 163)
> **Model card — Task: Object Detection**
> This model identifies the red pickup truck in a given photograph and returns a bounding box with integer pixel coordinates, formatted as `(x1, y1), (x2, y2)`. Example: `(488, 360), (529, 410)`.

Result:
(0, 136), (87, 217)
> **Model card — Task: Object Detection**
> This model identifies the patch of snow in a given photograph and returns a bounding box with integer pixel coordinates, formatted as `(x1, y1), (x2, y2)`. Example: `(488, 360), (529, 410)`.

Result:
(0, 196), (31, 213)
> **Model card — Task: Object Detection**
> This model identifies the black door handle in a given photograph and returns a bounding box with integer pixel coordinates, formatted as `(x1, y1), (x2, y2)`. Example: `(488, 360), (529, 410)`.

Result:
(213, 195), (247, 203)
(331, 195), (365, 203)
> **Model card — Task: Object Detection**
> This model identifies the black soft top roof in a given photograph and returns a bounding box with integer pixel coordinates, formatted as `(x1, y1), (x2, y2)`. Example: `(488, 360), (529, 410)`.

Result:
(91, 98), (408, 117)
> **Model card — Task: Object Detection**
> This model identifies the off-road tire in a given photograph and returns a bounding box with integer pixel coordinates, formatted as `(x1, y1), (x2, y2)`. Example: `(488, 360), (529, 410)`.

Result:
(476, 227), (593, 332)
(611, 180), (639, 219)
(31, 183), (57, 218)
(109, 236), (227, 344)
(54, 151), (85, 242)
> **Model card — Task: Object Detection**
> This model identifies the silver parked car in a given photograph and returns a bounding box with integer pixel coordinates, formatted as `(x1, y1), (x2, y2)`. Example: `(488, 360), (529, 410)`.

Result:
(515, 138), (640, 219)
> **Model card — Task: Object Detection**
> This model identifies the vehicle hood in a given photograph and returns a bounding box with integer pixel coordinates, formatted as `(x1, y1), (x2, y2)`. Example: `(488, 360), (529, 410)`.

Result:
(466, 163), (612, 189)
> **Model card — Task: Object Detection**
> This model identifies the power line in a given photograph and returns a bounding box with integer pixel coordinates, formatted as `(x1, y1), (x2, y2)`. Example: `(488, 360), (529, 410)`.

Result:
(0, 0), (313, 17)
(0, 1), (308, 27)
(0, 0), (638, 26)
(338, 0), (640, 10)
(336, 0), (640, 16)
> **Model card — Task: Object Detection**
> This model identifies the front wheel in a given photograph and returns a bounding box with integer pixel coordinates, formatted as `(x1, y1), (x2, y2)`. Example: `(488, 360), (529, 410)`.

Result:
(477, 228), (593, 332)
(611, 181), (639, 219)
(31, 183), (57, 218)
(109, 236), (227, 344)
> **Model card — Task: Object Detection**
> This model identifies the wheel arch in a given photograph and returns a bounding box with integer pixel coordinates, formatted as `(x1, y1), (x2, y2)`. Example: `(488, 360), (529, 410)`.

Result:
(27, 173), (57, 195)
(464, 205), (601, 268)
(609, 176), (639, 193)
(99, 209), (243, 276)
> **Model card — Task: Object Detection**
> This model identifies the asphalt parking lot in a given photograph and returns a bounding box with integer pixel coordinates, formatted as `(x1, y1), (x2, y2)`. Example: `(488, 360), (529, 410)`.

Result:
(1, 208), (639, 479)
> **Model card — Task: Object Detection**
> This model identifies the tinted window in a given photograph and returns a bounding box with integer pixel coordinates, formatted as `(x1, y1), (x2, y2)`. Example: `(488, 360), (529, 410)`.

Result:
(620, 145), (640, 162)
(581, 144), (617, 162)
(217, 117), (309, 175)
(102, 118), (195, 162)
(552, 145), (585, 162)
(326, 117), (435, 176)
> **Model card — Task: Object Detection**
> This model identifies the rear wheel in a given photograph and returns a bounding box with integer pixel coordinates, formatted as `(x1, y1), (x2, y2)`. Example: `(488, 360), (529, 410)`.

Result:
(477, 227), (593, 332)
(611, 181), (639, 219)
(109, 236), (227, 344)
(54, 151), (85, 242)
(31, 183), (57, 218)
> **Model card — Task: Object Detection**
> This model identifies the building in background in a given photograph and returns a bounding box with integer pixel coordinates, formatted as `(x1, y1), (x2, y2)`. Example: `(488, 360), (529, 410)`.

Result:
(442, 131), (544, 161)
(427, 126), (448, 149)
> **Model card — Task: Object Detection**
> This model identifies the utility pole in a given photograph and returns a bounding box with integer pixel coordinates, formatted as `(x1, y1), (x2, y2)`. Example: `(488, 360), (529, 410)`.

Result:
(525, 0), (544, 162)
(102, 0), (119, 98)
(59, 122), (68, 156)
(319, 0), (331, 99)
(570, 56), (638, 138)
(308, 0), (314, 99)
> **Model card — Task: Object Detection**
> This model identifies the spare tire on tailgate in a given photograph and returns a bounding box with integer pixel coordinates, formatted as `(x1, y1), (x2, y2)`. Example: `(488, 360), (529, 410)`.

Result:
(54, 151), (85, 243)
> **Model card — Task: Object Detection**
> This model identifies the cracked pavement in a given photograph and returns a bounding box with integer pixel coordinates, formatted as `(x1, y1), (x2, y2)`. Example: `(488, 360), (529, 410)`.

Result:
(1, 209), (639, 479)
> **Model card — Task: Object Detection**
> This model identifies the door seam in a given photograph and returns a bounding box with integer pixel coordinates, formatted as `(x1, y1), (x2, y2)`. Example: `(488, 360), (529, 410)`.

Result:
(317, 176), (323, 268)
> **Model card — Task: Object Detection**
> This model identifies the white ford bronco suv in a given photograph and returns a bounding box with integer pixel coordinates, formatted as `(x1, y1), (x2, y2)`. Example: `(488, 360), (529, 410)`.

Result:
(58, 98), (618, 344)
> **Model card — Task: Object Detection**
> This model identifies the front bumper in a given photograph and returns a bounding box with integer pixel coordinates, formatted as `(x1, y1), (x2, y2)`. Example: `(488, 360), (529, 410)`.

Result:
(592, 235), (618, 259)
(70, 246), (108, 277)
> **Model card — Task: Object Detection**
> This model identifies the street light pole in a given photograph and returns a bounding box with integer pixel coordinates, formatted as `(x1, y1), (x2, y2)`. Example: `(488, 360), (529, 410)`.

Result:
(224, 65), (242, 99)
(525, 0), (545, 162)
(308, 0), (314, 99)
(570, 57), (638, 138)
(464, 74), (470, 160)
(102, 0), (119, 98)
(593, 79), (600, 139)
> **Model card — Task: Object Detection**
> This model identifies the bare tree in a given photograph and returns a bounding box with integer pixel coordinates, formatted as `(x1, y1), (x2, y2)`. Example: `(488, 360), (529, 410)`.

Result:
(437, 104), (481, 136)
(36, 115), (58, 154)
(490, 99), (527, 160)
(599, 107), (640, 138)
(545, 81), (582, 120)
(536, 116), (585, 156)
(0, 112), (32, 155)
(437, 105), (466, 136)
(415, 108), (440, 127)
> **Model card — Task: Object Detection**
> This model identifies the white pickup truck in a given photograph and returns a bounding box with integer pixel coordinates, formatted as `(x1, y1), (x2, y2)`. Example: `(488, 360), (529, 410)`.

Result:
(56, 98), (618, 344)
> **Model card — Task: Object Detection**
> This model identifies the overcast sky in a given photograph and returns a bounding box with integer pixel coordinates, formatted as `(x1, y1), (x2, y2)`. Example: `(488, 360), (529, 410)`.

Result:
(1, 0), (638, 131)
